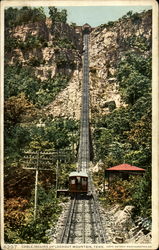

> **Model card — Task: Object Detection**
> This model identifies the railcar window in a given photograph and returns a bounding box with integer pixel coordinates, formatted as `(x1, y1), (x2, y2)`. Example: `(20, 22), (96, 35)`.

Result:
(77, 177), (81, 183)
(71, 179), (75, 184)
(82, 178), (87, 185)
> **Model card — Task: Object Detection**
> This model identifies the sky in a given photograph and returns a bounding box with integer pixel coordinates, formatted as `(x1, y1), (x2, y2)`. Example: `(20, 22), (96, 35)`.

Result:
(45, 6), (152, 27)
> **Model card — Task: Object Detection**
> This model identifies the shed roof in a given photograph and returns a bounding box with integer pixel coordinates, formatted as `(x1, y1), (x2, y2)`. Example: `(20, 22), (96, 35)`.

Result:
(106, 164), (145, 172)
(83, 23), (91, 27)
(69, 171), (88, 177)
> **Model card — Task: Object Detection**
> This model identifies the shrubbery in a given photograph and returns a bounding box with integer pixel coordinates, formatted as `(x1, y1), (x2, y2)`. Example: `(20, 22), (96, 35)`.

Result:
(104, 171), (151, 218)
(93, 29), (152, 218)
(4, 65), (70, 107)
(4, 188), (62, 243)
(4, 116), (79, 243)
(5, 7), (46, 28)
(49, 7), (67, 24)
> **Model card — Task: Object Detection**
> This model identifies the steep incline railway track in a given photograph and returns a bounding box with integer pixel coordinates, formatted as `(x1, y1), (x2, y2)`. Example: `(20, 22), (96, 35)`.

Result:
(59, 194), (106, 244)
(78, 33), (90, 172)
(58, 30), (106, 244)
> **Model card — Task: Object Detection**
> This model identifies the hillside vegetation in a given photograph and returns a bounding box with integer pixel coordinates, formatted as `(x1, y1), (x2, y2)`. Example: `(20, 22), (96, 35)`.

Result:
(4, 6), (80, 243)
(91, 11), (151, 223)
(4, 7), (152, 243)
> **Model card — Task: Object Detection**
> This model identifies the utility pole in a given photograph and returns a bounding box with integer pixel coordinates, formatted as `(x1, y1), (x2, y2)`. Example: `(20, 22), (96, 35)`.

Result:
(23, 149), (71, 218)
(55, 156), (59, 198)
(23, 151), (55, 220)
(34, 151), (40, 220)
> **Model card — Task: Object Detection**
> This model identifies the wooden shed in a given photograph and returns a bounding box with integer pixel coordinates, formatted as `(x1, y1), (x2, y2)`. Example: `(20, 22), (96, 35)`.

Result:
(105, 163), (145, 184)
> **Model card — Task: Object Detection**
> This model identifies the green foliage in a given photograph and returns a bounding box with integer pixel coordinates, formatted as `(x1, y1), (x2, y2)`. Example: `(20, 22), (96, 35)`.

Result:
(117, 53), (151, 105)
(130, 171), (151, 217)
(5, 188), (62, 243)
(93, 32), (151, 218)
(93, 128), (112, 160)
(105, 172), (151, 218)
(4, 65), (70, 108)
(55, 51), (76, 69)
(5, 36), (19, 52)
(5, 117), (79, 163)
(55, 37), (76, 49)
(49, 7), (67, 23)
(35, 74), (70, 107)
(121, 11), (142, 24)
(27, 122), (71, 151)
(124, 35), (151, 52)
(93, 56), (151, 164)
(130, 12), (142, 24)
(5, 7), (46, 28)
(107, 21), (115, 27)
(5, 32), (47, 54)
(4, 65), (40, 102)
(4, 125), (31, 161)
(4, 93), (36, 128)
(4, 117), (78, 243)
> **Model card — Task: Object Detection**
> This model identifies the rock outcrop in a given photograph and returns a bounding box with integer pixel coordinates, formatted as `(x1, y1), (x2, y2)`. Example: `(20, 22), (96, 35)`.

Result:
(6, 19), (82, 82)
(100, 204), (151, 244)
(89, 10), (152, 118)
(6, 10), (152, 120)
(45, 10), (152, 119)
(45, 69), (82, 120)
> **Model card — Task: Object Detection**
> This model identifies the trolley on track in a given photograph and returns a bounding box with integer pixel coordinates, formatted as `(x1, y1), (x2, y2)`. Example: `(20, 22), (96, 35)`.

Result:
(69, 171), (88, 193)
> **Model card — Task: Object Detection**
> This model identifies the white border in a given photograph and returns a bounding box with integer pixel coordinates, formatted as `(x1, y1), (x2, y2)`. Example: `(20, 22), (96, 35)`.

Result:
(0, 0), (158, 250)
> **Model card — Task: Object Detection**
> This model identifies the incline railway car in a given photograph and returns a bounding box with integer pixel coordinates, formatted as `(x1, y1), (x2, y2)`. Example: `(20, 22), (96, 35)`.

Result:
(69, 171), (88, 193)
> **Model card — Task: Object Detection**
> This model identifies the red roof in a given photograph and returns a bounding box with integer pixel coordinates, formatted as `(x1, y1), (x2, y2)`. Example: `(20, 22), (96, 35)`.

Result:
(106, 164), (145, 171)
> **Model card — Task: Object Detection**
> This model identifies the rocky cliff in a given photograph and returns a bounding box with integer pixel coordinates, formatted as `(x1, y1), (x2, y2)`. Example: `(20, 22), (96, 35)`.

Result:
(6, 10), (152, 120)
(6, 19), (82, 81)
(89, 10), (151, 119)
(45, 10), (152, 120)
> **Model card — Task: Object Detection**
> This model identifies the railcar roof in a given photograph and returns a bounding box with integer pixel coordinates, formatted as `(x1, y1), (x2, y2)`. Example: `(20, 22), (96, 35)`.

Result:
(69, 171), (88, 177)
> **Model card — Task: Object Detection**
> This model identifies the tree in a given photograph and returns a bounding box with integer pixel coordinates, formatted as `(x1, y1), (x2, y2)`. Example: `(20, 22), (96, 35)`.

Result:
(117, 53), (151, 105)
(5, 7), (18, 28)
(49, 6), (67, 23)
(60, 9), (67, 23)
(4, 93), (36, 128)
(5, 7), (46, 28)
(4, 66), (40, 103)
(48, 7), (57, 22)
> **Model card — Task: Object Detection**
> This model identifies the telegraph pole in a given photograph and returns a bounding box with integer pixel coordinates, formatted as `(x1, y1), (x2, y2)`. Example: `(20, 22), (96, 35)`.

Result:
(23, 149), (72, 218)
(34, 151), (40, 220)
(55, 157), (59, 198)
(23, 151), (54, 220)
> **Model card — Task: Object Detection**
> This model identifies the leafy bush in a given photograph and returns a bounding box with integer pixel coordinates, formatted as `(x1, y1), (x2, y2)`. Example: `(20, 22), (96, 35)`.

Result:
(124, 35), (151, 52)
(56, 38), (76, 49)
(49, 7), (67, 23)
(117, 53), (151, 105)
(93, 34), (151, 218)
(4, 65), (70, 108)
(5, 7), (46, 28)
(4, 188), (62, 243)
(106, 177), (133, 205)
(105, 172), (151, 218)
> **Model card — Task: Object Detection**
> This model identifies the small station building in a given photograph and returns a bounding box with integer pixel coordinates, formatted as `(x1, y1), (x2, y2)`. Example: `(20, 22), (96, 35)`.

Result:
(105, 163), (145, 185)
(82, 23), (92, 35)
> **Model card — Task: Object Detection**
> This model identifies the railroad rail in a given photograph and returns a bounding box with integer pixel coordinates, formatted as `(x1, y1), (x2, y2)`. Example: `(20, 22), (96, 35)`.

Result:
(78, 33), (90, 172)
(58, 194), (106, 244)
(58, 29), (107, 244)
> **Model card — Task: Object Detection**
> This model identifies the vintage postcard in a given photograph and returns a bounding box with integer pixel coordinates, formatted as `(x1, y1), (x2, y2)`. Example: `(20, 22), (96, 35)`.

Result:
(0, 0), (158, 250)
